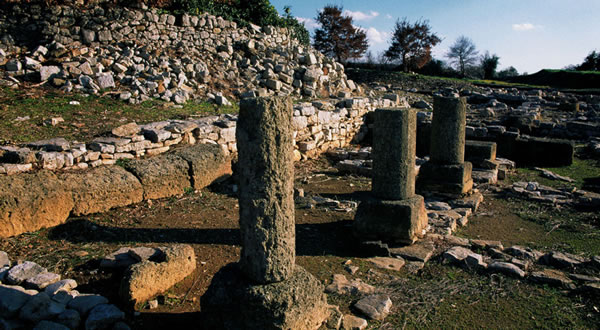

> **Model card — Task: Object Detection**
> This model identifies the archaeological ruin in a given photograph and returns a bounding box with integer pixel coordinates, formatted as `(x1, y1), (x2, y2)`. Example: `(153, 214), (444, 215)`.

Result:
(0, 1), (599, 329)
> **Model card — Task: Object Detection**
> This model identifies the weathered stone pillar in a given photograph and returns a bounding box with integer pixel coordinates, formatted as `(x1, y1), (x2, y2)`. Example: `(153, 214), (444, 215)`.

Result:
(372, 108), (416, 200)
(201, 97), (329, 330)
(429, 97), (466, 165)
(417, 96), (473, 195)
(236, 96), (295, 284)
(354, 108), (427, 244)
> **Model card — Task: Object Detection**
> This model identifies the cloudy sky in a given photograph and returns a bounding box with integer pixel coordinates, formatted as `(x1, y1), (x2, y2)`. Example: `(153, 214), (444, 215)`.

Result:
(270, 0), (600, 73)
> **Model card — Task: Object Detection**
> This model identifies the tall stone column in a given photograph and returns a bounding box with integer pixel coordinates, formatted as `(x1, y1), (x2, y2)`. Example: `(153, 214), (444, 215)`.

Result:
(354, 108), (427, 244)
(236, 96), (295, 284)
(429, 97), (466, 165)
(201, 97), (329, 330)
(417, 95), (473, 195)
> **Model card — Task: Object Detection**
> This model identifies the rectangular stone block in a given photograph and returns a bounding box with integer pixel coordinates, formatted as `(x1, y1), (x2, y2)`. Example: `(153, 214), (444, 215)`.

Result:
(465, 140), (497, 162)
(353, 195), (428, 245)
(417, 162), (473, 195)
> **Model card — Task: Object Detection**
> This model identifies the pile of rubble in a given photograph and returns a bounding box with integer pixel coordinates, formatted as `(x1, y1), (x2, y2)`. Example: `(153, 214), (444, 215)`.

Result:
(0, 4), (357, 104)
(0, 251), (129, 329)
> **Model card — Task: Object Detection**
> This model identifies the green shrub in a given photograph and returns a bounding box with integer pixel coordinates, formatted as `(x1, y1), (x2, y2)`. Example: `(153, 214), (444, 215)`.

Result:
(169, 0), (309, 45)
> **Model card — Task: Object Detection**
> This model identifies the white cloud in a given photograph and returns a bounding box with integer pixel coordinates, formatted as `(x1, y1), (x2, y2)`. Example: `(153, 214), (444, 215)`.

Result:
(296, 17), (320, 30)
(386, 14), (393, 19)
(343, 10), (379, 21)
(512, 23), (541, 31)
(359, 27), (390, 45)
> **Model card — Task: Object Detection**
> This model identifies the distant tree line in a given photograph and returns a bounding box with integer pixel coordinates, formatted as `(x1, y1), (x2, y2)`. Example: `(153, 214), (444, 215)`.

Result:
(566, 50), (600, 71)
(311, 5), (521, 80)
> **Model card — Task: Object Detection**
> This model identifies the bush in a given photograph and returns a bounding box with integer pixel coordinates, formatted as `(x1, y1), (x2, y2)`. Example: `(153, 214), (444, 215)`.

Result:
(169, 0), (309, 45)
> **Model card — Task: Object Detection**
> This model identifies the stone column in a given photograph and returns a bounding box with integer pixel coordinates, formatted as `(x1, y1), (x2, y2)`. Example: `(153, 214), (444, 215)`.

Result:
(429, 97), (466, 165)
(236, 96), (295, 284)
(417, 96), (473, 195)
(202, 97), (330, 329)
(354, 108), (427, 244)
(372, 108), (416, 200)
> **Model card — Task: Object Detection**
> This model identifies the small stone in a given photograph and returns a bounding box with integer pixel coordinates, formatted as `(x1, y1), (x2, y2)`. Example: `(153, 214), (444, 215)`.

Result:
(368, 257), (405, 271)
(529, 269), (575, 289)
(147, 299), (159, 309)
(6, 261), (47, 285)
(45, 279), (78, 296)
(24, 272), (61, 290)
(19, 292), (65, 323)
(542, 251), (587, 269)
(324, 305), (343, 329)
(342, 314), (367, 330)
(85, 304), (125, 330)
(426, 201), (452, 211)
(504, 246), (541, 261)
(325, 274), (375, 295)
(389, 241), (435, 263)
(487, 262), (525, 278)
(55, 309), (81, 329)
(471, 239), (504, 251)
(67, 294), (109, 315)
(0, 284), (33, 318)
(354, 294), (392, 320)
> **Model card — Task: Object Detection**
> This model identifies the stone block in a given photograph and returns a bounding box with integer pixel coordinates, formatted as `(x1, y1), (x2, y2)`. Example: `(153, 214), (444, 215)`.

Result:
(417, 162), (473, 195)
(120, 245), (195, 307)
(171, 144), (232, 190)
(465, 140), (497, 162)
(123, 154), (191, 200)
(59, 166), (143, 216)
(0, 171), (74, 238)
(353, 195), (428, 245)
(202, 264), (328, 330)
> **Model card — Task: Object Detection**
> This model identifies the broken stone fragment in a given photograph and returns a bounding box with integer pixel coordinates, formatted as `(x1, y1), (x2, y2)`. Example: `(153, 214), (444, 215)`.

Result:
(487, 261), (525, 278)
(341, 314), (368, 330)
(6, 261), (47, 285)
(119, 245), (196, 306)
(325, 274), (375, 295)
(353, 294), (392, 321)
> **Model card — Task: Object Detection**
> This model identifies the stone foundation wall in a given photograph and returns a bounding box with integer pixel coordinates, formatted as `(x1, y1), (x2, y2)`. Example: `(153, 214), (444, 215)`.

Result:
(0, 96), (399, 175)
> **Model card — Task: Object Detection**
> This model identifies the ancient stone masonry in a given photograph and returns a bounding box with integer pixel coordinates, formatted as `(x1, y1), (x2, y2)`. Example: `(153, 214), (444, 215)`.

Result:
(0, 96), (396, 176)
(417, 96), (474, 196)
(354, 108), (428, 244)
(202, 97), (329, 329)
(0, 4), (357, 103)
(0, 252), (129, 329)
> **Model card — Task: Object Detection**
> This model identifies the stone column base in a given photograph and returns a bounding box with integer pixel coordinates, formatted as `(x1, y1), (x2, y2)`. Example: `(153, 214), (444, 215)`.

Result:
(353, 195), (428, 245)
(417, 161), (474, 196)
(201, 263), (329, 330)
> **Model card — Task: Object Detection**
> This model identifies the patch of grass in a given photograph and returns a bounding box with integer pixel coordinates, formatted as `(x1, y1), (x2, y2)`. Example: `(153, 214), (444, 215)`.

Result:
(376, 263), (599, 329)
(0, 87), (238, 144)
(506, 156), (600, 191)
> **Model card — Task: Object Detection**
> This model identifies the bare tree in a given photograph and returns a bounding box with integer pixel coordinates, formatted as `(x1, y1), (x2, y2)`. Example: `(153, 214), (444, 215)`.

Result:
(446, 35), (478, 77)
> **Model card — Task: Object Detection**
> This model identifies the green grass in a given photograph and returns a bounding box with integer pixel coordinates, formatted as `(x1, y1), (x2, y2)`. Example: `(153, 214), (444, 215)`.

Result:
(0, 87), (238, 144)
(371, 263), (599, 329)
(507, 156), (600, 191)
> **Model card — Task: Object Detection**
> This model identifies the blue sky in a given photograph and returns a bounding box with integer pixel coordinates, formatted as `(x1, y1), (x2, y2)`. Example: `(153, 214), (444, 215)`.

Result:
(270, 0), (600, 73)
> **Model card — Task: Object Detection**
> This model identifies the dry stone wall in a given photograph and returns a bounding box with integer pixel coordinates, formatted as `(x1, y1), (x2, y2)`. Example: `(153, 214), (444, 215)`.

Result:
(0, 3), (357, 104)
(0, 96), (401, 176)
